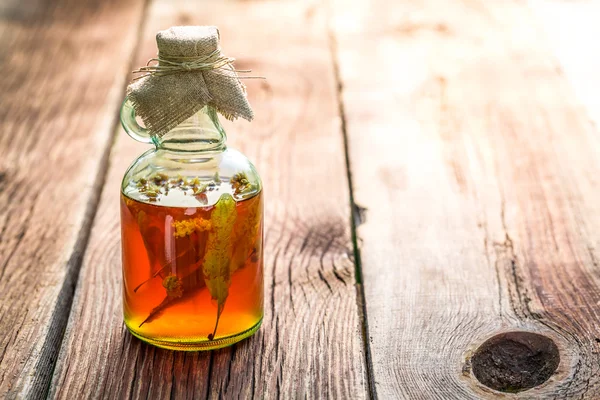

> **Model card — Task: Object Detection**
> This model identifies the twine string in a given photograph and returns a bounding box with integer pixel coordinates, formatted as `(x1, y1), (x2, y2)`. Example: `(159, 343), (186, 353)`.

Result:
(132, 48), (264, 80)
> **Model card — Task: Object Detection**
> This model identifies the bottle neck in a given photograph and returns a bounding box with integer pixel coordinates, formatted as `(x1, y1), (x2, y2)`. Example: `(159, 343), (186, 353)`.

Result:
(153, 106), (227, 153)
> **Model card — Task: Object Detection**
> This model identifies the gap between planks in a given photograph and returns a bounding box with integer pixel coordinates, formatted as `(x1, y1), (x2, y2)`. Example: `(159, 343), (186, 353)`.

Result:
(324, 0), (377, 397)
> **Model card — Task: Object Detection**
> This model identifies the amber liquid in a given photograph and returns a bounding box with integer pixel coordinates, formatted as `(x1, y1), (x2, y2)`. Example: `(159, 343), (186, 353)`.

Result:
(120, 192), (263, 350)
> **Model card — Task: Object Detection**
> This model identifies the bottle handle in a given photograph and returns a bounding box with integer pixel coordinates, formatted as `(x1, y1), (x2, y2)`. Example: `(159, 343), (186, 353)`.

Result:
(120, 98), (154, 144)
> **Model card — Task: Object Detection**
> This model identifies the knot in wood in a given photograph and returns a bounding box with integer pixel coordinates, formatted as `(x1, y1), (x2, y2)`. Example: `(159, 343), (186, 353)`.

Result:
(471, 331), (559, 393)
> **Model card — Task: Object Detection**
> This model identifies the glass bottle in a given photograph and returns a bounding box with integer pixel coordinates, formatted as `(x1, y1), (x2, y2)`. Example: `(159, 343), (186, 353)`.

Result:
(119, 98), (263, 350)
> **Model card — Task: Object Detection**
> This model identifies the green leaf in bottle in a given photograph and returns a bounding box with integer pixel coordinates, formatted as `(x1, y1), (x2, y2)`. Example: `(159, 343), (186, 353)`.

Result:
(203, 193), (237, 340)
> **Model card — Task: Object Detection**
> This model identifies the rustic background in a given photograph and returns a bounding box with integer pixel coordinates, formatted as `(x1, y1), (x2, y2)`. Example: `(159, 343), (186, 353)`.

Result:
(1, 0), (600, 398)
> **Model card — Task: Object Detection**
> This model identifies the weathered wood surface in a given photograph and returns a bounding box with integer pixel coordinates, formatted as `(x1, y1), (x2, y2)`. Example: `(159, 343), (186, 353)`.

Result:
(48, 0), (367, 399)
(0, 0), (146, 398)
(3, 0), (600, 398)
(331, 0), (600, 398)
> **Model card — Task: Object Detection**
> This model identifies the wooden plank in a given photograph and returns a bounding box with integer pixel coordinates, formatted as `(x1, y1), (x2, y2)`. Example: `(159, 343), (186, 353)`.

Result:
(0, 0), (146, 398)
(331, 0), (600, 398)
(49, 0), (368, 398)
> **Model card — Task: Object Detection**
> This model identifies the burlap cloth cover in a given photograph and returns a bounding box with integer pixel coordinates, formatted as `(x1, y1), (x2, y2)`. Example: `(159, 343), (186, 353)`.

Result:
(127, 26), (253, 137)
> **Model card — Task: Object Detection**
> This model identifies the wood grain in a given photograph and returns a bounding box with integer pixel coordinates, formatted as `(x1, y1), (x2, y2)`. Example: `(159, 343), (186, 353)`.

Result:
(0, 0), (146, 398)
(49, 0), (367, 398)
(331, 0), (600, 398)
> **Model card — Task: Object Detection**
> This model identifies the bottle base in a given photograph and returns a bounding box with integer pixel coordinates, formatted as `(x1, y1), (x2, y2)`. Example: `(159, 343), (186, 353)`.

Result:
(126, 318), (263, 351)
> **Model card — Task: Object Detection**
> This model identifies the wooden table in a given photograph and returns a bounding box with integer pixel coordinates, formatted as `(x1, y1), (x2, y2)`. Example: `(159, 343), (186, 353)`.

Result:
(2, 0), (600, 398)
